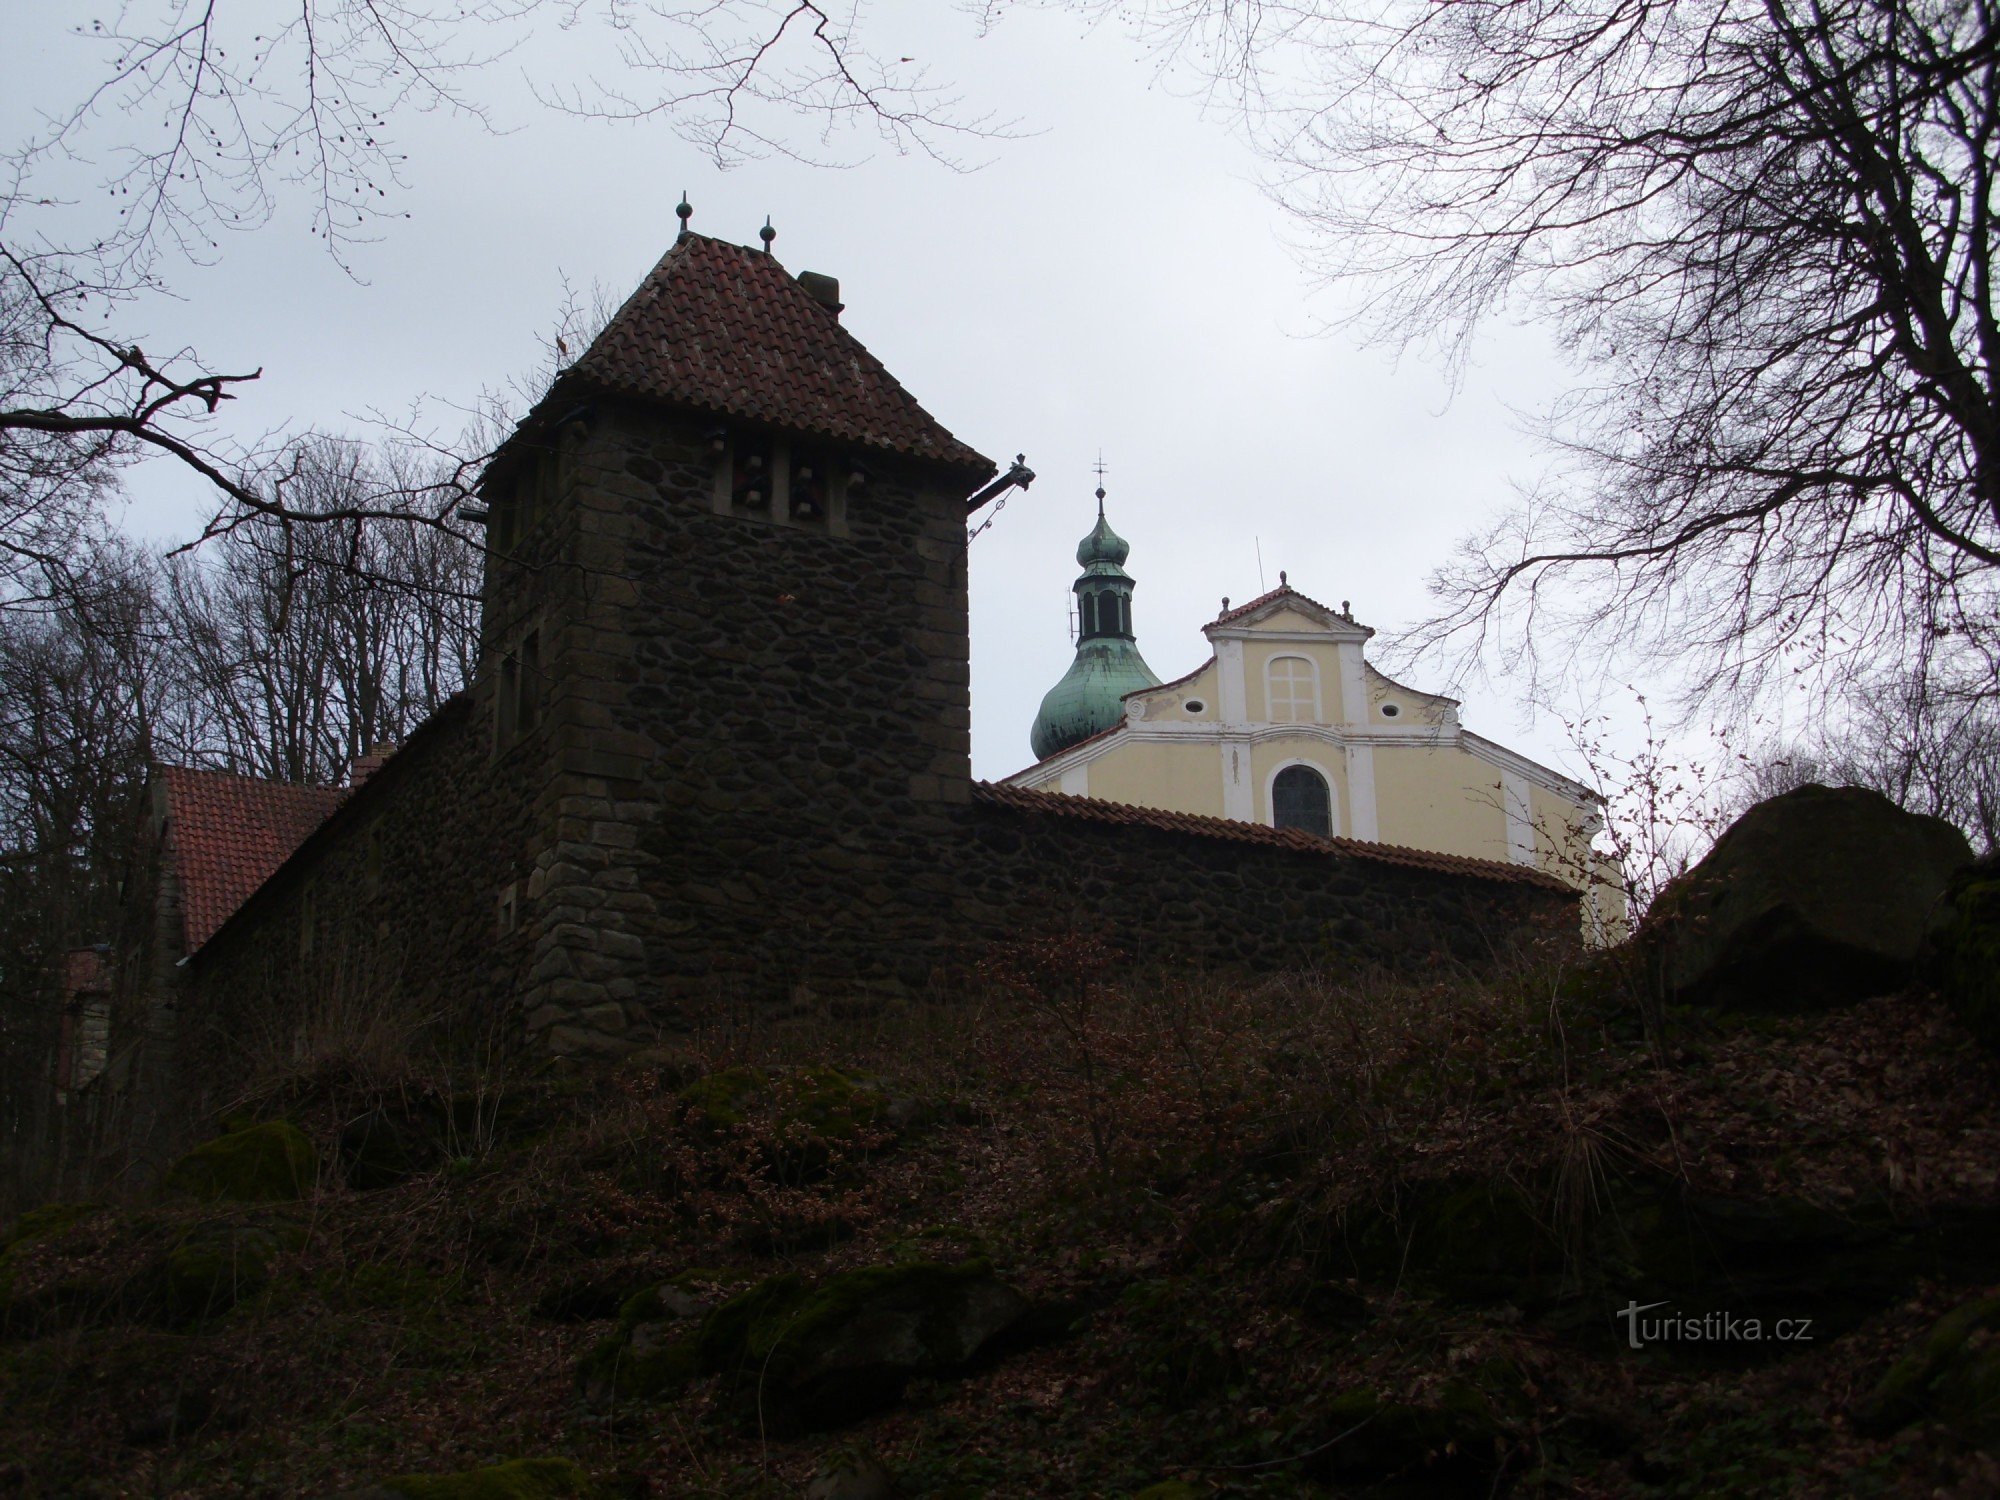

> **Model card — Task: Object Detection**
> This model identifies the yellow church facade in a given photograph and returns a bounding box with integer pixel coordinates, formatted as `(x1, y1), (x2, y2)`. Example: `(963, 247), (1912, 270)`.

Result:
(1005, 580), (1622, 939)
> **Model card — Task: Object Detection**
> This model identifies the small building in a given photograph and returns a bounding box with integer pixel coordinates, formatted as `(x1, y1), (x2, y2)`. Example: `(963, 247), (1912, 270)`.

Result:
(1008, 502), (1619, 935)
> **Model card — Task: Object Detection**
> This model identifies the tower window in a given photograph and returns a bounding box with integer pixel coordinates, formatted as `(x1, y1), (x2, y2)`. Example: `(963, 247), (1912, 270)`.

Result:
(713, 434), (848, 533)
(1267, 655), (1320, 722)
(731, 440), (773, 511)
(1273, 765), (1333, 838)
(1079, 594), (1096, 635)
(790, 450), (829, 521)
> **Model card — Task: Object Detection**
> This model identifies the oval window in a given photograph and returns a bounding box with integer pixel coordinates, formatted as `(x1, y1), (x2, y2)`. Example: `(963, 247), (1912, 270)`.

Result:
(1380, 703), (1401, 718)
(1184, 699), (1206, 714)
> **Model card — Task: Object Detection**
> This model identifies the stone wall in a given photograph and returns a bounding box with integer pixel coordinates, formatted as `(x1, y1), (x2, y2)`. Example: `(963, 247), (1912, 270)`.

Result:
(950, 792), (1573, 977)
(126, 392), (1578, 1152)
(159, 692), (547, 1136)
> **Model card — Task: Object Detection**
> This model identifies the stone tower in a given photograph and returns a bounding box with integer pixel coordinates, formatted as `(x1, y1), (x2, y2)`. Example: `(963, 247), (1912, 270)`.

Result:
(1029, 487), (1162, 761)
(482, 228), (1000, 1042)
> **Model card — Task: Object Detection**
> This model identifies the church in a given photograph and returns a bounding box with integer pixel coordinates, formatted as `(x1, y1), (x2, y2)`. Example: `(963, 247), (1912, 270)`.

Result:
(77, 221), (1579, 1166)
(1005, 497), (1619, 938)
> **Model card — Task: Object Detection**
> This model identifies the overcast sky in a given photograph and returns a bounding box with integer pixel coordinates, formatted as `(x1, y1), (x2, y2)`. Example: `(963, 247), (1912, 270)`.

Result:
(6, 4), (1619, 784)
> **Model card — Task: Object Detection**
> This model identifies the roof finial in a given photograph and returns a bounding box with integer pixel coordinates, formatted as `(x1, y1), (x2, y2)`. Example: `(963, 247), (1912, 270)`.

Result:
(676, 193), (692, 238)
(1092, 451), (1108, 516)
(1279, 569), (1288, 587)
(760, 216), (776, 254)
(1342, 600), (1352, 616)
(1221, 596), (1230, 614)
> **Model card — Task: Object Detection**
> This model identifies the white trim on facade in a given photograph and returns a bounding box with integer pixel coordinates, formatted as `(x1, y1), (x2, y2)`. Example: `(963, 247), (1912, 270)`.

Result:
(1460, 730), (1598, 806)
(1346, 743), (1380, 841)
(1502, 767), (1536, 866)
(1221, 738), (1254, 821)
(1216, 638), (1248, 726)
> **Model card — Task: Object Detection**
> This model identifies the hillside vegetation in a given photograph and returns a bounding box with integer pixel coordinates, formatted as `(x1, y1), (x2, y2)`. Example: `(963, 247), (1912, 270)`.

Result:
(3, 938), (1997, 1497)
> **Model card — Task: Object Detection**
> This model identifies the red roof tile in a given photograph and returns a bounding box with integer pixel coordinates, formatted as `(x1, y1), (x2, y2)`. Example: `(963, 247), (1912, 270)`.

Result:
(972, 782), (1571, 891)
(562, 233), (994, 475)
(158, 766), (347, 952)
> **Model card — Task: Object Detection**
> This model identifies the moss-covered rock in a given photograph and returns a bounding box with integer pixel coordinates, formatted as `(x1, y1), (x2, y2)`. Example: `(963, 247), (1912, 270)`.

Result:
(579, 1260), (1028, 1431)
(709, 1260), (1028, 1430)
(378, 1456), (593, 1498)
(147, 1219), (288, 1324)
(1932, 858), (2000, 1052)
(1855, 1295), (2000, 1444)
(165, 1120), (317, 1203)
(1, 1201), (99, 1258)
(574, 1270), (749, 1403)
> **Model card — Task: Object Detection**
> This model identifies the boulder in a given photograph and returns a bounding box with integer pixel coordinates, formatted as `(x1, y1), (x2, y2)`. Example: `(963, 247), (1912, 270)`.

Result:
(1646, 785), (1971, 1010)
(146, 1219), (287, 1324)
(1855, 1294), (2000, 1445)
(1929, 855), (2000, 1050)
(579, 1260), (1029, 1431)
(165, 1120), (317, 1203)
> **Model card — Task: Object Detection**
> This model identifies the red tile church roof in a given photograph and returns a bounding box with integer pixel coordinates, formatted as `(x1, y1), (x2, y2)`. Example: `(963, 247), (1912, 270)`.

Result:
(561, 232), (994, 475)
(1212, 583), (1345, 627)
(157, 766), (347, 952)
(972, 782), (1571, 890)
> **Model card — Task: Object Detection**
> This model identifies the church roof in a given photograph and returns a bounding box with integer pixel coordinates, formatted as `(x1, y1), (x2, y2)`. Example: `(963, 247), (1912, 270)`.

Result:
(156, 766), (348, 952)
(559, 232), (994, 475)
(1209, 582), (1370, 636)
(973, 783), (1571, 890)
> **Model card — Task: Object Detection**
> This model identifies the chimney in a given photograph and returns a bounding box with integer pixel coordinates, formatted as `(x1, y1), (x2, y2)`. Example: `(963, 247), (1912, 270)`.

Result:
(349, 742), (398, 789)
(798, 271), (843, 319)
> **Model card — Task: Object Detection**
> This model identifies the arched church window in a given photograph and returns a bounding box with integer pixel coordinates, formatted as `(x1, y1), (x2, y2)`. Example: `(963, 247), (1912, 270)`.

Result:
(1079, 594), (1097, 636)
(1267, 655), (1319, 722)
(1273, 765), (1333, 838)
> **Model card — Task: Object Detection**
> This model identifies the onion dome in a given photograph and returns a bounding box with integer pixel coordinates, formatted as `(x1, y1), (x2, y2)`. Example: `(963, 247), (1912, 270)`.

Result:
(1030, 488), (1161, 761)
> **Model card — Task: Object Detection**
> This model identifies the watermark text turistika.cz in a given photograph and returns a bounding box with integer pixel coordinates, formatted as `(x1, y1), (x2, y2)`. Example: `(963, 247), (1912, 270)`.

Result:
(1617, 1301), (1814, 1349)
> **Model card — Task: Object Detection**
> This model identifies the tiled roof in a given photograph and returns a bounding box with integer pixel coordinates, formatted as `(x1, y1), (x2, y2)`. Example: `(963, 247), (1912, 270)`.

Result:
(158, 766), (347, 952)
(1211, 583), (1351, 628)
(972, 782), (1571, 891)
(561, 232), (994, 475)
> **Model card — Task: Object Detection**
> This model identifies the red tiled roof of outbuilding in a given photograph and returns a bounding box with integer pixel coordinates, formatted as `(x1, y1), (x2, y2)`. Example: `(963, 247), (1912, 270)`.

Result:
(157, 766), (347, 952)
(972, 782), (1571, 891)
(560, 232), (994, 475)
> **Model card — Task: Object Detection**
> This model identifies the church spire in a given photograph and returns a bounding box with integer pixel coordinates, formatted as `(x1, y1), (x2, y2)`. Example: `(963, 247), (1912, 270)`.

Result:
(1029, 481), (1162, 761)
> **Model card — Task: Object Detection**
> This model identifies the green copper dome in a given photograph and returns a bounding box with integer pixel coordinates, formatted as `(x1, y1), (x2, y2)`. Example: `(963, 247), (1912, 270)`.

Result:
(1030, 490), (1161, 761)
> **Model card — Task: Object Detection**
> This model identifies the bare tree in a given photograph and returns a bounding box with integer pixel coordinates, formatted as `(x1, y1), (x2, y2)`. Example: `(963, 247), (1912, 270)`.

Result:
(0, 546), (194, 1208)
(0, 2), (994, 566)
(1079, 0), (1999, 711)
(1746, 671), (2000, 852)
(168, 435), (480, 784)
